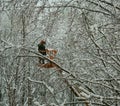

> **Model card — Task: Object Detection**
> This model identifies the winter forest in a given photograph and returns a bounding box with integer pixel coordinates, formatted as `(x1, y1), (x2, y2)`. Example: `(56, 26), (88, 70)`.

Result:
(0, 0), (120, 106)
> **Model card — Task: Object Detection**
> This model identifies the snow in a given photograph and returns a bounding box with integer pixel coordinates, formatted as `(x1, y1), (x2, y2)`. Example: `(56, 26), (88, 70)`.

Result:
(27, 77), (54, 94)
(34, 101), (42, 106)
(1, 0), (120, 105)
(32, 88), (36, 94)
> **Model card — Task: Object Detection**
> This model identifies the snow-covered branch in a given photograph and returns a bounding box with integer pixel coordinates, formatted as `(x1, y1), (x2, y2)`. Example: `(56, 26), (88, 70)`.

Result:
(27, 77), (54, 94)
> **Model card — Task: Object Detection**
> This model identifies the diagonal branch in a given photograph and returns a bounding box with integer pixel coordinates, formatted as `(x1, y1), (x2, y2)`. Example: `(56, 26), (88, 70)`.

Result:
(36, 5), (110, 16)
(99, 0), (120, 10)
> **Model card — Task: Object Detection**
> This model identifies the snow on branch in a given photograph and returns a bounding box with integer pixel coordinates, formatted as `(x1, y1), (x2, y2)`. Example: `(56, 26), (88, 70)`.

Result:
(27, 77), (54, 94)
(23, 48), (94, 102)
(79, 78), (120, 93)
(91, 93), (120, 101)
(1, 39), (14, 47)
(36, 5), (110, 15)
(76, 93), (120, 101)
(23, 48), (75, 77)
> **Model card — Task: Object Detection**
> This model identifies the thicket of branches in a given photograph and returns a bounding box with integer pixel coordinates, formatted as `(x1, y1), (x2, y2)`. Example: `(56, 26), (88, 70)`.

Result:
(0, 0), (120, 106)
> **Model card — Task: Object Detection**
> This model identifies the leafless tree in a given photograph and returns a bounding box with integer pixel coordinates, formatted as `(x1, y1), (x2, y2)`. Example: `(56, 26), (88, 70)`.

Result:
(0, 0), (120, 106)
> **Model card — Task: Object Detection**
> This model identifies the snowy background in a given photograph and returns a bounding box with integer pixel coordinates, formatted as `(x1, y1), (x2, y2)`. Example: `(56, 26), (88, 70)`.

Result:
(0, 0), (120, 106)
